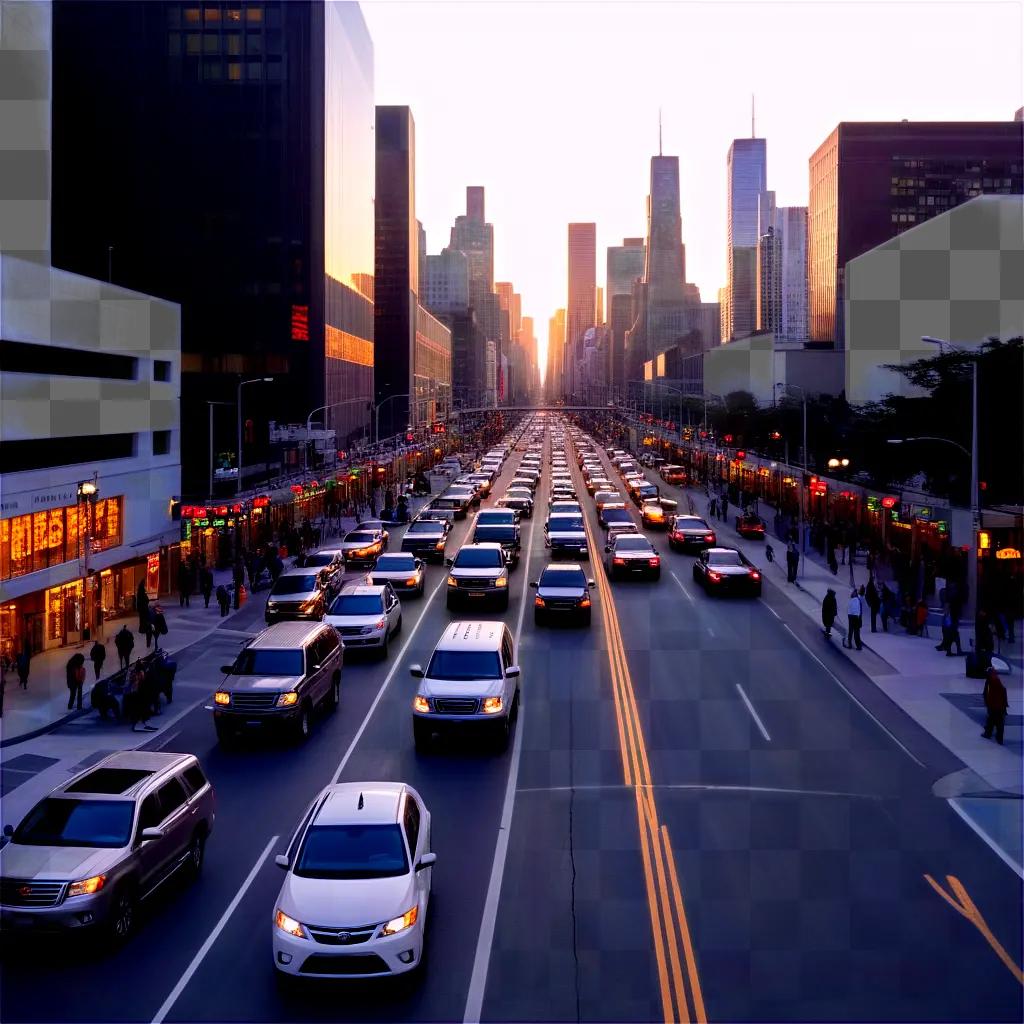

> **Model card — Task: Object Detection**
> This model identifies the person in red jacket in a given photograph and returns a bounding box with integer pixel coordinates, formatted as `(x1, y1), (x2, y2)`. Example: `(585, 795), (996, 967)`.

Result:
(982, 666), (1009, 745)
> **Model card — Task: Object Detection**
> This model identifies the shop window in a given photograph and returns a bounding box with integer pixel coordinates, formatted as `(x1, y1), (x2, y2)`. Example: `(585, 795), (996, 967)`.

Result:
(66, 506), (80, 566)
(226, 8), (241, 22)
(32, 513), (48, 574)
(47, 509), (65, 568)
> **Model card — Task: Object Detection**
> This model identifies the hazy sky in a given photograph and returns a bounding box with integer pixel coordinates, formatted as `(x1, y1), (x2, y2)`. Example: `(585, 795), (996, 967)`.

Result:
(362, 0), (1022, 370)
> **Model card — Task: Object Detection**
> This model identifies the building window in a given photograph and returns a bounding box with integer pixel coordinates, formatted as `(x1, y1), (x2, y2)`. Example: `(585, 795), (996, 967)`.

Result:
(266, 58), (282, 80)
(168, 32), (182, 56)
(184, 8), (201, 23)
(204, 59), (223, 80)
(247, 60), (263, 80)
(226, 7), (241, 21)
(226, 32), (241, 54)
(245, 6), (263, 22)
(203, 33), (220, 53)
(153, 431), (172, 456)
(0, 434), (136, 473)
(246, 32), (262, 54)
(154, 360), (172, 382)
(228, 62), (242, 81)
(204, 7), (221, 24)
(186, 33), (201, 54)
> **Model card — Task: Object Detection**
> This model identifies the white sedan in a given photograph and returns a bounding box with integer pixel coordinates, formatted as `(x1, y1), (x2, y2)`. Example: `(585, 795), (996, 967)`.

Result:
(273, 782), (435, 980)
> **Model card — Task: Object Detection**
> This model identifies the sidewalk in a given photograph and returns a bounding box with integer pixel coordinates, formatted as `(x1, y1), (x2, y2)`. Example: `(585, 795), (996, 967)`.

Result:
(685, 485), (1023, 802)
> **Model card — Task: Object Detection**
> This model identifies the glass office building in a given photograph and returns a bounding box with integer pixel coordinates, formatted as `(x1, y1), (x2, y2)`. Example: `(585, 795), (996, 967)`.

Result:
(726, 138), (768, 341)
(51, 1), (375, 493)
(808, 120), (1024, 346)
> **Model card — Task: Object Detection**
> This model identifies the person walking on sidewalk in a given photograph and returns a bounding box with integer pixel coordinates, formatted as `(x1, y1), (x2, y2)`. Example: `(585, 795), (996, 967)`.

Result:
(709, 497), (718, 520)
(150, 605), (168, 651)
(821, 588), (838, 638)
(720, 495), (729, 523)
(115, 625), (134, 670)
(786, 540), (799, 584)
(16, 647), (30, 690)
(200, 566), (214, 608)
(216, 584), (231, 617)
(936, 607), (963, 656)
(137, 581), (151, 648)
(865, 578), (881, 632)
(89, 639), (106, 680)
(66, 652), (87, 710)
(982, 666), (1008, 744)
(177, 561), (194, 607)
(844, 588), (864, 650)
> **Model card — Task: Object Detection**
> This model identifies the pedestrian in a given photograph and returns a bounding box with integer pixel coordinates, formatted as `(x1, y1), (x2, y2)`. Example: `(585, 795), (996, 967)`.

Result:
(936, 607), (963, 656)
(177, 561), (193, 607)
(981, 666), (1009, 745)
(150, 604), (168, 651)
(137, 581), (151, 647)
(720, 496), (729, 522)
(16, 647), (30, 689)
(821, 588), (838, 638)
(828, 546), (839, 576)
(200, 566), (214, 608)
(880, 582), (894, 632)
(115, 625), (134, 670)
(845, 588), (864, 650)
(913, 599), (929, 637)
(89, 639), (106, 680)
(66, 651), (87, 710)
(216, 584), (230, 616)
(709, 497), (718, 520)
(865, 577), (881, 633)
(786, 540), (800, 584)
(126, 665), (157, 732)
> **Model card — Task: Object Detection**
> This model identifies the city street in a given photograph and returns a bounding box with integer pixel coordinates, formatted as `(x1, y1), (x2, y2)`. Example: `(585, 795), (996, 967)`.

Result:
(1, 420), (1020, 1024)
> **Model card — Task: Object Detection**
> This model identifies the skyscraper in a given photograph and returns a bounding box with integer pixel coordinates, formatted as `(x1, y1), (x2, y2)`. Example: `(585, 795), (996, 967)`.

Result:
(50, 0), (376, 492)
(546, 308), (566, 400)
(644, 156), (688, 357)
(450, 187), (494, 299)
(726, 137), (768, 341)
(808, 120), (1023, 345)
(566, 223), (596, 400)
(779, 207), (808, 340)
(607, 239), (646, 390)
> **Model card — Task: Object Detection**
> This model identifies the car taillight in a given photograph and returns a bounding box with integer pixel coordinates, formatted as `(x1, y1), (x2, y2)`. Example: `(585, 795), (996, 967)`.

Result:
(649, 558), (660, 567)
(705, 534), (715, 543)
(750, 570), (761, 580)
(435, 540), (445, 549)
(708, 570), (722, 582)
(613, 557), (626, 565)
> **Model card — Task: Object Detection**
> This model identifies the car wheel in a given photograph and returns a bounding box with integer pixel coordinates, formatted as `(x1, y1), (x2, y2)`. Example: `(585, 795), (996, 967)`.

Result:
(294, 704), (312, 742)
(105, 886), (136, 946)
(493, 715), (511, 753)
(534, 610), (544, 627)
(185, 830), (206, 881)
(413, 718), (432, 752)
(214, 720), (236, 748)
(326, 673), (340, 712)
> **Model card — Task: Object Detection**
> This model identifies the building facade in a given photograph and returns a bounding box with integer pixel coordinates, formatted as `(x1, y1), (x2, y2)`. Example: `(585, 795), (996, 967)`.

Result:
(51, 0), (376, 493)
(546, 308), (566, 401)
(726, 137), (768, 341)
(808, 120), (1024, 346)
(566, 223), (597, 400)
(422, 248), (470, 314)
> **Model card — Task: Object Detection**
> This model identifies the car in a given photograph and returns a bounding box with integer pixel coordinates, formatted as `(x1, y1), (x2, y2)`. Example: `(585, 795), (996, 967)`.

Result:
(265, 567), (329, 624)
(586, 477), (612, 496)
(372, 553), (426, 596)
(475, 508), (519, 528)
(471, 522), (522, 569)
(495, 495), (533, 518)
(325, 584), (402, 658)
(447, 485), (480, 509)
(605, 534), (661, 581)
(430, 494), (470, 520)
(509, 476), (538, 494)
(607, 521), (640, 544)
(338, 528), (387, 566)
(445, 543), (511, 611)
(667, 515), (717, 552)
(548, 499), (582, 516)
(598, 503), (633, 530)
(354, 519), (392, 543)
(594, 490), (623, 511)
(659, 464), (687, 485)
(300, 548), (346, 596)
(531, 563), (595, 627)
(410, 621), (520, 751)
(214, 622), (342, 743)
(693, 547), (762, 595)
(630, 481), (661, 507)
(419, 505), (456, 526)
(0, 751), (214, 943)
(640, 501), (671, 529)
(272, 782), (435, 979)
(400, 518), (450, 563)
(545, 512), (589, 560)
(735, 512), (767, 540)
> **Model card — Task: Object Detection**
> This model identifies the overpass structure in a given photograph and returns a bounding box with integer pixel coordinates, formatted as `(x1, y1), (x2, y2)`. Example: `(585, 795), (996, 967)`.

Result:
(449, 405), (620, 417)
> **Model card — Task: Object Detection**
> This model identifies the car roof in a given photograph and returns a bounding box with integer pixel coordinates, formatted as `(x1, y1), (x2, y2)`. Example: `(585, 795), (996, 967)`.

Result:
(249, 621), (330, 648)
(435, 620), (506, 652)
(542, 562), (585, 572)
(675, 515), (708, 524)
(338, 584), (388, 596)
(60, 751), (195, 800)
(315, 782), (405, 826)
(457, 542), (503, 552)
(278, 566), (323, 578)
(706, 546), (741, 555)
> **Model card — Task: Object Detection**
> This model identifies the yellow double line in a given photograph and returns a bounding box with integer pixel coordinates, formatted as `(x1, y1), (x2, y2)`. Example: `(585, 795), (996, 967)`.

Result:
(582, 507), (706, 1023)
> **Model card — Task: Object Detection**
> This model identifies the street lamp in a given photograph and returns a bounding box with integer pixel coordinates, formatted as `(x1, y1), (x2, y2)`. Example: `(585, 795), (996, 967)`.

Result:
(374, 393), (411, 446)
(236, 377), (274, 495)
(77, 475), (99, 637)
(776, 382), (808, 555)
(303, 403), (330, 478)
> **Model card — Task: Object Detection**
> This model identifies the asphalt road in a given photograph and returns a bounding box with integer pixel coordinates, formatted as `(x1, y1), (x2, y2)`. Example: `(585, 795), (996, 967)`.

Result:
(1, 418), (1021, 1024)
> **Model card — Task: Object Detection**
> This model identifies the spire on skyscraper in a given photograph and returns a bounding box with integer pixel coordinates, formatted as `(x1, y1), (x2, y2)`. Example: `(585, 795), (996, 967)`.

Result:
(751, 94), (755, 138)
(658, 108), (663, 156)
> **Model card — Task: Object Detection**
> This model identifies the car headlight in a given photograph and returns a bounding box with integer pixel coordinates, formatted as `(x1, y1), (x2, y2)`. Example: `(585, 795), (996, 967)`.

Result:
(447, 574), (458, 586)
(214, 691), (231, 706)
(482, 696), (504, 714)
(495, 576), (508, 587)
(277, 691), (299, 707)
(380, 905), (419, 936)
(413, 695), (431, 713)
(406, 577), (419, 586)
(275, 908), (308, 939)
(534, 596), (545, 607)
(374, 618), (386, 630)
(67, 874), (106, 898)
(266, 601), (278, 610)
(435, 540), (446, 550)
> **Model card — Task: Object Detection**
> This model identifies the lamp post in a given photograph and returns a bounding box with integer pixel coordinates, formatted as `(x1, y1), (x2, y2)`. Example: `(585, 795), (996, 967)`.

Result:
(236, 377), (274, 495)
(921, 335), (980, 616)
(77, 475), (99, 638)
(776, 383), (808, 555)
(374, 392), (411, 447)
(303, 404), (330, 478)
(207, 400), (234, 496)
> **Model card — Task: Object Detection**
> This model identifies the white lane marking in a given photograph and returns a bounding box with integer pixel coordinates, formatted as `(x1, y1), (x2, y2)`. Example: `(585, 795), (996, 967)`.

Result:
(150, 834), (278, 1024)
(948, 798), (1024, 880)
(515, 782), (883, 800)
(764, 602), (783, 621)
(669, 571), (695, 604)
(154, 729), (182, 751)
(735, 683), (771, 742)
(780, 622), (925, 767)
(463, 443), (542, 1024)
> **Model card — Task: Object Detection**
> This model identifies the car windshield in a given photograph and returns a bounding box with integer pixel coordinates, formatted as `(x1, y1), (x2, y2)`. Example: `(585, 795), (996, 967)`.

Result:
(407, 521), (440, 533)
(271, 575), (317, 596)
(596, 493), (619, 502)
(13, 798), (134, 849)
(329, 594), (385, 615)
(603, 509), (632, 523)
(304, 553), (336, 567)
(426, 649), (503, 680)
(616, 537), (652, 552)
(549, 516), (584, 531)
(294, 824), (409, 880)
(344, 532), (375, 545)
(479, 512), (516, 525)
(233, 648), (305, 675)
(540, 568), (585, 588)
(454, 548), (504, 568)
(708, 551), (745, 567)
(679, 519), (711, 530)
(475, 527), (517, 542)
(376, 555), (416, 571)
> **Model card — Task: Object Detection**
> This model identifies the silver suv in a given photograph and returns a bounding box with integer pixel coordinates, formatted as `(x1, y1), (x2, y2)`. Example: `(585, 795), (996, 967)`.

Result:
(0, 750), (215, 943)
(213, 621), (342, 744)
(445, 543), (511, 611)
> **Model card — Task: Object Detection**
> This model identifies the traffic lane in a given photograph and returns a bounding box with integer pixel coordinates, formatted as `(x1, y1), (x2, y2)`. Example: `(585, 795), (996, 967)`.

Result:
(163, 443), (550, 1022)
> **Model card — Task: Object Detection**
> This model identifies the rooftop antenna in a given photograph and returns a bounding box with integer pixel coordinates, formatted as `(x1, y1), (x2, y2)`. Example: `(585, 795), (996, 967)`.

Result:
(658, 108), (663, 156)
(751, 94), (755, 138)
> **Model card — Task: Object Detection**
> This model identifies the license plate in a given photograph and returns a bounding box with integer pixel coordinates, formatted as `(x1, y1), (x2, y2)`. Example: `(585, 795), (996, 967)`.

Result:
(246, 719), (263, 727)
(468, 591), (487, 598)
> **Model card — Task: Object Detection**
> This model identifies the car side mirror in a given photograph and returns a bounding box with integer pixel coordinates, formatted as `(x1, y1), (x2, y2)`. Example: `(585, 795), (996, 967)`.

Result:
(414, 559), (422, 568)
(220, 664), (234, 674)
(605, 545), (612, 553)
(529, 581), (538, 588)
(140, 827), (165, 843)
(274, 854), (290, 870)
(417, 852), (437, 871)
(409, 664), (424, 678)
(588, 579), (596, 588)
(506, 665), (521, 678)
(445, 558), (453, 566)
